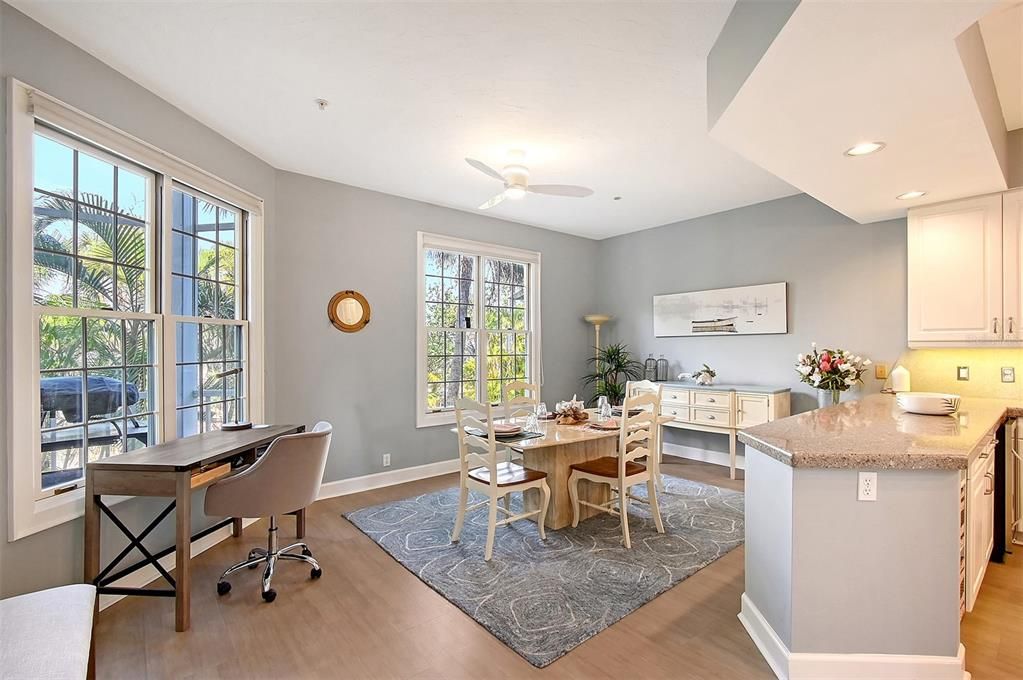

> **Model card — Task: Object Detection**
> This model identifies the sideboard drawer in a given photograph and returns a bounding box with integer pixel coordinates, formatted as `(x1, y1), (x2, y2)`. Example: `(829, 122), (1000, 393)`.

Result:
(663, 389), (690, 405)
(692, 407), (731, 427)
(692, 390), (729, 407)
(661, 405), (691, 423)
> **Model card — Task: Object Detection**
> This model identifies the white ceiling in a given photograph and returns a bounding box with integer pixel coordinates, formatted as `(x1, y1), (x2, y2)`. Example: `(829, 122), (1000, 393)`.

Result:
(12, 0), (799, 240)
(980, 3), (1023, 132)
(710, 0), (1008, 225)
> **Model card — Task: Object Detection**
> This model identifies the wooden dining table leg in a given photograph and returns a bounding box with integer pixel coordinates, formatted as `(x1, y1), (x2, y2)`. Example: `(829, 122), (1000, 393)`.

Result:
(174, 472), (192, 632)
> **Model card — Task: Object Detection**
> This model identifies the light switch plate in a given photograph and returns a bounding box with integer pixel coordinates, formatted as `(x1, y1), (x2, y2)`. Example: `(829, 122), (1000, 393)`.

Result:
(957, 366), (970, 381)
(1002, 367), (1015, 383)
(874, 363), (889, 380)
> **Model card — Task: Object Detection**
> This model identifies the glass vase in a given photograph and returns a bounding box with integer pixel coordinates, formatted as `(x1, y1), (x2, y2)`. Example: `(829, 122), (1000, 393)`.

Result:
(817, 389), (842, 408)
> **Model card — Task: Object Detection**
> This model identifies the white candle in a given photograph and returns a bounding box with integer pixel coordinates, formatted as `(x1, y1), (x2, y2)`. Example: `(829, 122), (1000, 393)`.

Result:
(891, 365), (911, 393)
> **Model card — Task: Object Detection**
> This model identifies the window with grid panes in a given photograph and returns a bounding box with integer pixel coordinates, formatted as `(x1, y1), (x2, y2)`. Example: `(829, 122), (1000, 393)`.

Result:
(32, 128), (159, 493)
(419, 235), (538, 424)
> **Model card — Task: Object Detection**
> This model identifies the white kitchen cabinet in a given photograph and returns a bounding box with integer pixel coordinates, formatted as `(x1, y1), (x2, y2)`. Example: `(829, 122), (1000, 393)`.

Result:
(965, 440), (996, 612)
(1001, 189), (1023, 341)
(908, 194), (1003, 345)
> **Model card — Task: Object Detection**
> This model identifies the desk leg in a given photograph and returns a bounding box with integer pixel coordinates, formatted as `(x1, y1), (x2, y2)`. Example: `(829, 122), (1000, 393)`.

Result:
(295, 508), (306, 539)
(84, 471), (99, 678)
(728, 430), (737, 480)
(174, 472), (192, 632)
(232, 518), (243, 537)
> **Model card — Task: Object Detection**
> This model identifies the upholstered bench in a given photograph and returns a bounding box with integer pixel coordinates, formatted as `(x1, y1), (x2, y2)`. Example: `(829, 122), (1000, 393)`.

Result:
(0, 584), (96, 679)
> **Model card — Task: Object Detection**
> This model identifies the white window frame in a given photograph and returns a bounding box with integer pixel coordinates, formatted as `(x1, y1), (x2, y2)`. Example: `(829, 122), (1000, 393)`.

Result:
(415, 231), (542, 428)
(6, 79), (266, 540)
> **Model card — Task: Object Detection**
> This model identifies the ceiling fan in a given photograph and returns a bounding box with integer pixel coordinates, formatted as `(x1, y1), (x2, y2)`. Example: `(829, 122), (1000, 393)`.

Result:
(465, 152), (594, 210)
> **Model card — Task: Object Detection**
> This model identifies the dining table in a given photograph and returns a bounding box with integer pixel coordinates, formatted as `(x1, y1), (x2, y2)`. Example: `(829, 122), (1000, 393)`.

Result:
(490, 411), (673, 530)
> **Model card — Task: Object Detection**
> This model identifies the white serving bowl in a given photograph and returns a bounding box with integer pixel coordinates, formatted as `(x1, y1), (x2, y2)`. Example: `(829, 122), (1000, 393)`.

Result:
(896, 392), (961, 416)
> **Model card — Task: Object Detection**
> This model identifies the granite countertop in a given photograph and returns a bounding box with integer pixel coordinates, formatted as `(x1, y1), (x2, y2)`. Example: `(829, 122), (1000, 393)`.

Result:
(738, 393), (1023, 470)
(659, 382), (790, 394)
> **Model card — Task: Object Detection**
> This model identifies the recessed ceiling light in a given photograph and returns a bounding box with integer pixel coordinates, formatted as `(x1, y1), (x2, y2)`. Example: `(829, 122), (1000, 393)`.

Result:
(844, 142), (886, 157)
(314, 98), (329, 111)
(896, 191), (927, 200)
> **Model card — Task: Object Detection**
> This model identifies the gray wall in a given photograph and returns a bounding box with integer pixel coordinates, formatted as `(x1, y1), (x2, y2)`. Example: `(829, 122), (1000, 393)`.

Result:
(269, 171), (597, 483)
(595, 193), (908, 456)
(0, 3), (278, 597)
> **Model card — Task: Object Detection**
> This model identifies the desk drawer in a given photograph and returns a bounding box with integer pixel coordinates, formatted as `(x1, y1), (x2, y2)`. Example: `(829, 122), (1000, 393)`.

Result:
(692, 391), (729, 407)
(692, 407), (731, 427)
(191, 462), (232, 489)
(663, 389), (690, 405)
(661, 405), (691, 423)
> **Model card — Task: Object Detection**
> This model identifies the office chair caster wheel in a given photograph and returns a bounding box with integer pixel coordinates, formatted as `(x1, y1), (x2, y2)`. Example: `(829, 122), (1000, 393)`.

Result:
(217, 581), (231, 596)
(310, 567), (322, 580)
(302, 547), (313, 557)
(262, 589), (277, 603)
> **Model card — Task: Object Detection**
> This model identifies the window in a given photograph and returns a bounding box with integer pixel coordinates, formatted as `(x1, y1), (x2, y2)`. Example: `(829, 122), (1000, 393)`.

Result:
(33, 129), (159, 493)
(7, 80), (266, 539)
(417, 232), (541, 427)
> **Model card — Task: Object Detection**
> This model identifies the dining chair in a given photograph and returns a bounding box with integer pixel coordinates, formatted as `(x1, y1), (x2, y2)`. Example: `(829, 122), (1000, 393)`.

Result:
(502, 380), (540, 420)
(627, 379), (666, 491)
(568, 392), (665, 548)
(452, 397), (551, 560)
(205, 422), (331, 602)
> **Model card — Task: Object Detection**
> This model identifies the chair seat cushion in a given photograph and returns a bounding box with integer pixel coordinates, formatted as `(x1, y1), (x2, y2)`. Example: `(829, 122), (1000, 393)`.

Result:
(569, 456), (645, 478)
(468, 462), (546, 487)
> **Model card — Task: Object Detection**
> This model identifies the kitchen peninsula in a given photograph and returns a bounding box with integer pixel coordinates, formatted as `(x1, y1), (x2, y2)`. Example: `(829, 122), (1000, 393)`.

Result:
(737, 394), (1018, 679)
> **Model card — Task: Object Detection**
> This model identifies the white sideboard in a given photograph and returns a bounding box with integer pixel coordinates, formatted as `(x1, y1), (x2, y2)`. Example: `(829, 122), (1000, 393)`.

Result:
(658, 383), (791, 479)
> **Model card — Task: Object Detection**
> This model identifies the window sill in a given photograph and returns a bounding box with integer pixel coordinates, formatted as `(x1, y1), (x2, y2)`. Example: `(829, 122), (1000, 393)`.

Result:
(9, 487), (134, 542)
(416, 410), (457, 429)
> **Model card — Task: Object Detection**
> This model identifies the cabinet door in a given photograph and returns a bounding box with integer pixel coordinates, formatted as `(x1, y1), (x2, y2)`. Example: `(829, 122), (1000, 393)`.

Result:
(736, 393), (771, 429)
(1002, 189), (1023, 341)
(966, 454), (995, 611)
(908, 195), (1003, 345)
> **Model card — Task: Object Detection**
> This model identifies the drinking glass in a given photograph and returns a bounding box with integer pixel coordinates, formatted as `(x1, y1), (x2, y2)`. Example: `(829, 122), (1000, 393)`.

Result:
(536, 402), (548, 420)
(525, 412), (539, 433)
(596, 396), (611, 422)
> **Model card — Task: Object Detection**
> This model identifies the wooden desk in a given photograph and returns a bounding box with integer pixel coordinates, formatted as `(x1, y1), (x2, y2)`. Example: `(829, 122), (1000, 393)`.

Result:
(84, 424), (304, 632)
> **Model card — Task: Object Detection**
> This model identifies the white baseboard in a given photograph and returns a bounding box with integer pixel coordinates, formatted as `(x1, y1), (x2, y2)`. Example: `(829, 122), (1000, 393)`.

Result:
(98, 517), (259, 611)
(739, 593), (970, 680)
(663, 442), (745, 471)
(317, 458), (460, 500)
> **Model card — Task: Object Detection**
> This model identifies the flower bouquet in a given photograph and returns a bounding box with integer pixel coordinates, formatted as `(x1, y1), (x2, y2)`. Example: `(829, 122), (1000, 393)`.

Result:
(795, 343), (871, 407)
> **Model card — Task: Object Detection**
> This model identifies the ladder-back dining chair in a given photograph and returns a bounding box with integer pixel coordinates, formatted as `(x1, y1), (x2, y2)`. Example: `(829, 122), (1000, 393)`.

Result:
(502, 380), (540, 420)
(627, 379), (666, 491)
(452, 397), (551, 560)
(568, 392), (665, 548)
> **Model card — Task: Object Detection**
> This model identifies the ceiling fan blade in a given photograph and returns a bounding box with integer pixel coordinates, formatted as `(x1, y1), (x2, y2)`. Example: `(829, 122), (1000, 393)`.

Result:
(465, 158), (505, 182)
(527, 184), (594, 198)
(478, 191), (508, 210)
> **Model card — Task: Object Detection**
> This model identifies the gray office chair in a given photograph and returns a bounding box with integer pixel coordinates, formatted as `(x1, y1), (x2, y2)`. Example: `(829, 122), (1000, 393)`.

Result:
(205, 421), (332, 602)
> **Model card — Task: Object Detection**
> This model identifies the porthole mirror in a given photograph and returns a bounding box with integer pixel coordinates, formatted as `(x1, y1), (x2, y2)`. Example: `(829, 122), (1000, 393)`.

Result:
(328, 290), (370, 333)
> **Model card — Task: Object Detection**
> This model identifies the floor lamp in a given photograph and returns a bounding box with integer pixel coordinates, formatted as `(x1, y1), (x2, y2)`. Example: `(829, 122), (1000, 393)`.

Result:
(583, 314), (613, 360)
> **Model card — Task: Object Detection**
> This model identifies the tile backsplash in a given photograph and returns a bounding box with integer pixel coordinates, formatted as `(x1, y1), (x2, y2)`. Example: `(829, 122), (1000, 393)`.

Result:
(894, 348), (1023, 399)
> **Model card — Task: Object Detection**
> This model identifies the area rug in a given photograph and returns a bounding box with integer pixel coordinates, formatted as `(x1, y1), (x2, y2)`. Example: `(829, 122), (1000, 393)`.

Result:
(342, 474), (744, 667)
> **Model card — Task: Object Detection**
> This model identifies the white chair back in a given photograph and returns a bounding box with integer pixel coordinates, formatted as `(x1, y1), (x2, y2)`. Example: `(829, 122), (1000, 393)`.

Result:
(627, 379), (662, 403)
(454, 397), (499, 486)
(502, 380), (539, 420)
(618, 392), (659, 472)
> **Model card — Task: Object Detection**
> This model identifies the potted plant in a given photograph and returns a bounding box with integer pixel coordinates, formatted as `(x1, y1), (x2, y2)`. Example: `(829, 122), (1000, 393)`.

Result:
(795, 342), (871, 407)
(582, 343), (644, 406)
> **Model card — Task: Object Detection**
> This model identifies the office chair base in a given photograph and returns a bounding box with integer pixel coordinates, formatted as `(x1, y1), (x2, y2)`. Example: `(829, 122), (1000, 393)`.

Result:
(216, 516), (322, 602)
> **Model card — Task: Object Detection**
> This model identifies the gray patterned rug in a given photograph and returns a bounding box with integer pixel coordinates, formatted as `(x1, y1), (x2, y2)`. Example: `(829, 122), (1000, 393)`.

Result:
(342, 474), (744, 667)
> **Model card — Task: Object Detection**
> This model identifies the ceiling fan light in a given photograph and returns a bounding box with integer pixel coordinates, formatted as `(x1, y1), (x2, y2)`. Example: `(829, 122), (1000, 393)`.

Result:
(505, 185), (527, 200)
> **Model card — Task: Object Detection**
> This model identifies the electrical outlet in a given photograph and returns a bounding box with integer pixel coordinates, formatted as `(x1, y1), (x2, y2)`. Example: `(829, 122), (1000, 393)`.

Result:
(874, 363), (889, 380)
(957, 366), (970, 381)
(858, 472), (877, 502)
(1002, 367), (1015, 383)
(382, 453), (391, 467)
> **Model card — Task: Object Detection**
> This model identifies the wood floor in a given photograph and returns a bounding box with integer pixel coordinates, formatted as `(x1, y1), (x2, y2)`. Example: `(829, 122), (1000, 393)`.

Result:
(95, 458), (1019, 679)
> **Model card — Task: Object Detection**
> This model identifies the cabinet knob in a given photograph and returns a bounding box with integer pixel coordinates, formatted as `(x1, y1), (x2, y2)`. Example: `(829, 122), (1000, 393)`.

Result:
(707, 397), (716, 403)
(1010, 317), (1015, 335)
(984, 471), (995, 495)
(707, 414), (716, 420)
(993, 317), (999, 334)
